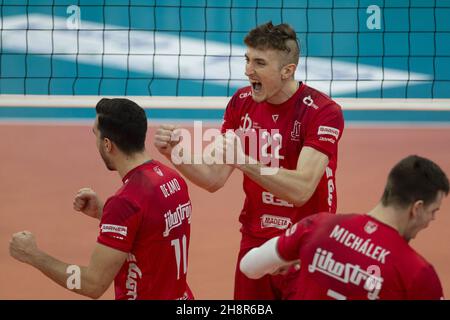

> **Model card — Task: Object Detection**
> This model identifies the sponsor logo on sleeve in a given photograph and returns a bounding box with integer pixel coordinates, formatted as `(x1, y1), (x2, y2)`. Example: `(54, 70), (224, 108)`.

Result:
(101, 224), (128, 237)
(303, 95), (319, 109)
(318, 126), (340, 139)
(319, 136), (336, 144)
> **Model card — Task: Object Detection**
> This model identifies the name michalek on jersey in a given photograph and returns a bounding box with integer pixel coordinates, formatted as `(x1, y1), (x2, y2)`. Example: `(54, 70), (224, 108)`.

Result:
(176, 304), (274, 317)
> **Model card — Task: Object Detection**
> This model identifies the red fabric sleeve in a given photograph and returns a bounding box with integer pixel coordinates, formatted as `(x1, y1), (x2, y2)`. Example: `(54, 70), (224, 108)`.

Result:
(276, 213), (323, 261)
(221, 94), (238, 133)
(97, 196), (140, 253)
(303, 103), (344, 159)
(407, 265), (444, 300)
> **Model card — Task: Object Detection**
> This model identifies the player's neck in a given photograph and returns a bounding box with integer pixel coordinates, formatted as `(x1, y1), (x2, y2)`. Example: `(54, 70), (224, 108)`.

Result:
(266, 79), (298, 105)
(367, 203), (407, 236)
(116, 151), (152, 179)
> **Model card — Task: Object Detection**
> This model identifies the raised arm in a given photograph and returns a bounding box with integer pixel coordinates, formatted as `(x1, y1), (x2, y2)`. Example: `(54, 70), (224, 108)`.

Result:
(9, 231), (127, 299)
(236, 146), (329, 207)
(154, 124), (234, 192)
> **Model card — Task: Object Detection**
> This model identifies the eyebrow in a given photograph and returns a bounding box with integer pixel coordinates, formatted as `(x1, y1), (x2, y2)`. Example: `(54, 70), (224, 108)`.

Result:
(245, 54), (266, 63)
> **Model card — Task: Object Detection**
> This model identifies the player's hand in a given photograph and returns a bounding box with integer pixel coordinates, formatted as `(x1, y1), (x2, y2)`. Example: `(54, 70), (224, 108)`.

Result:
(270, 261), (301, 276)
(73, 188), (103, 219)
(154, 125), (182, 160)
(214, 131), (246, 168)
(9, 231), (38, 264)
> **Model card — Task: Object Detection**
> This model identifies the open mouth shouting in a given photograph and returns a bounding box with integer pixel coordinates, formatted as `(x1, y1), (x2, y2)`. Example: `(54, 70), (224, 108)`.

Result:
(250, 80), (262, 94)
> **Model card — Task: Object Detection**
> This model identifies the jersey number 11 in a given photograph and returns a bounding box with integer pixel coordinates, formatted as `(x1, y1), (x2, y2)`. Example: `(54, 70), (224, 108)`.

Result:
(171, 235), (188, 280)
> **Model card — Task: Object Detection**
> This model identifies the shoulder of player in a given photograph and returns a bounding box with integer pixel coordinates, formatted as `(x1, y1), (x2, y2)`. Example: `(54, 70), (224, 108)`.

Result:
(103, 194), (140, 216)
(228, 86), (253, 107)
(302, 212), (336, 228)
(300, 84), (343, 112)
(387, 239), (436, 276)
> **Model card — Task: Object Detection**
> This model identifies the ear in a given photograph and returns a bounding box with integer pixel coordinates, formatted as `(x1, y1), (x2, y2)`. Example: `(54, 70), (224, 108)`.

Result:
(410, 200), (424, 219)
(281, 63), (297, 80)
(103, 137), (113, 153)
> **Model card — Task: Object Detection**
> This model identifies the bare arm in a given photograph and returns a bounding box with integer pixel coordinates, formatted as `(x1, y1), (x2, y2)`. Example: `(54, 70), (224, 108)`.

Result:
(154, 125), (234, 192)
(237, 146), (329, 207)
(10, 232), (127, 299)
(172, 162), (234, 192)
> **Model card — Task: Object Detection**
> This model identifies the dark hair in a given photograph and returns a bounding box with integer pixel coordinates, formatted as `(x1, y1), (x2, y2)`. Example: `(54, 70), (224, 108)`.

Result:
(95, 98), (147, 155)
(244, 21), (300, 65)
(381, 155), (449, 208)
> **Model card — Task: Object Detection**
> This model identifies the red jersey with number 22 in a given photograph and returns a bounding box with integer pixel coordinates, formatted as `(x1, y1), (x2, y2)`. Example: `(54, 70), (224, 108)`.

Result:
(277, 212), (444, 300)
(221, 83), (344, 247)
(97, 160), (193, 300)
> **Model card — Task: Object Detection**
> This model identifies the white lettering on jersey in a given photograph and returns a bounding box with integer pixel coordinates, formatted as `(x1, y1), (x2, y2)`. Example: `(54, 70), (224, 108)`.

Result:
(261, 214), (292, 230)
(239, 91), (252, 99)
(163, 201), (192, 237)
(329, 225), (391, 264)
(325, 167), (334, 209)
(308, 248), (383, 300)
(262, 191), (294, 208)
(126, 254), (142, 300)
(318, 126), (340, 139)
(319, 136), (336, 144)
(101, 224), (128, 237)
(260, 131), (285, 160)
(160, 178), (182, 198)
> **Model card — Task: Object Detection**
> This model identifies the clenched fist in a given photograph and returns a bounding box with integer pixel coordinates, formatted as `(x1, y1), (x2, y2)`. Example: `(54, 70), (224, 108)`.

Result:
(9, 231), (38, 264)
(73, 188), (103, 219)
(153, 125), (182, 159)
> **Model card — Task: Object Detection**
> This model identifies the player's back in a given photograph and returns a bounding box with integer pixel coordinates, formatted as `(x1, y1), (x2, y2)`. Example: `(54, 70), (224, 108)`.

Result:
(98, 160), (193, 300)
(284, 213), (443, 300)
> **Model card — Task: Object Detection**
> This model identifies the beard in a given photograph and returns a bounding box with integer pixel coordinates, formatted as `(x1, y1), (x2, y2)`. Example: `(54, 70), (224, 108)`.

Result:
(99, 146), (115, 171)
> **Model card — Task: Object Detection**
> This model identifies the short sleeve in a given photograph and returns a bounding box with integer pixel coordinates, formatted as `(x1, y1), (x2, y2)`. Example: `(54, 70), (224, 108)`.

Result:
(303, 103), (344, 159)
(97, 196), (140, 253)
(221, 94), (238, 133)
(407, 265), (444, 300)
(277, 213), (322, 262)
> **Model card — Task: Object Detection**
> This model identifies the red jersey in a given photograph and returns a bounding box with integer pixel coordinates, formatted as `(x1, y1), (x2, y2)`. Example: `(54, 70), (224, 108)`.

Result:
(97, 160), (193, 300)
(221, 82), (344, 247)
(277, 212), (444, 300)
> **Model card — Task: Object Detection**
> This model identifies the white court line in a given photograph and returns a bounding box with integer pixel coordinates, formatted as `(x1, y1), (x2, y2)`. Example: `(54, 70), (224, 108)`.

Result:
(1, 95), (450, 110)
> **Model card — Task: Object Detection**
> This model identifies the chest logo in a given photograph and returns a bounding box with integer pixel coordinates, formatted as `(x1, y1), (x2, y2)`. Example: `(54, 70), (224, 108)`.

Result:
(240, 113), (253, 131)
(291, 120), (301, 141)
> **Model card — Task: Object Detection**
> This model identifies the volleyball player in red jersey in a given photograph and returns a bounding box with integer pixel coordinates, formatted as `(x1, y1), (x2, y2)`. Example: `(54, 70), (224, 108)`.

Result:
(154, 22), (344, 299)
(10, 98), (193, 300)
(241, 155), (449, 300)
